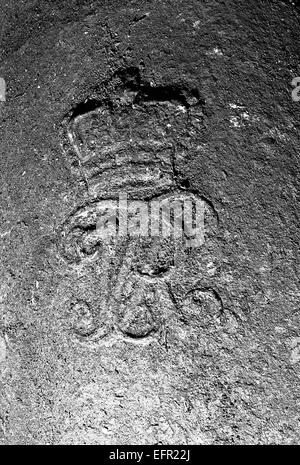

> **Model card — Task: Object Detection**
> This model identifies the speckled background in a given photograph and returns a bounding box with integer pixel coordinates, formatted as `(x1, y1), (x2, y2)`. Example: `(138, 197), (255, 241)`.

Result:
(0, 0), (299, 444)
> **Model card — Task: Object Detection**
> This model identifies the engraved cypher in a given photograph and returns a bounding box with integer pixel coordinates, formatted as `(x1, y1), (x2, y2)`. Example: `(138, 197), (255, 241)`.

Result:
(59, 70), (218, 345)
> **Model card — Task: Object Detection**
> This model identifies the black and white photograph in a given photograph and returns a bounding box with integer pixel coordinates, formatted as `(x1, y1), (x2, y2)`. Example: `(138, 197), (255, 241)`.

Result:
(0, 0), (299, 451)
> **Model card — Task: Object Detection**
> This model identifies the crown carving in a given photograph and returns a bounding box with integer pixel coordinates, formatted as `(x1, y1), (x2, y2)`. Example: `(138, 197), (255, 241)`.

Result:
(61, 68), (204, 199)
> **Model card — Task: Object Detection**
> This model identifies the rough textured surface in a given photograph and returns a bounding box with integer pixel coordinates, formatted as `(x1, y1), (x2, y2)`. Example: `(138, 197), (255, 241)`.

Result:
(0, 0), (299, 445)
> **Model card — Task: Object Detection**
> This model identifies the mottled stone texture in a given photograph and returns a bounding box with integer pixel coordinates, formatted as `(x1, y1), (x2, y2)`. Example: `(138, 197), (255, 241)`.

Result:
(0, 0), (299, 444)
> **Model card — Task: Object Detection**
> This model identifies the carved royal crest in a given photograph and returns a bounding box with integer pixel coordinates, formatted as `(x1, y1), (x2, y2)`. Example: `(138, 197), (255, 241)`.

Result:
(58, 68), (221, 346)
